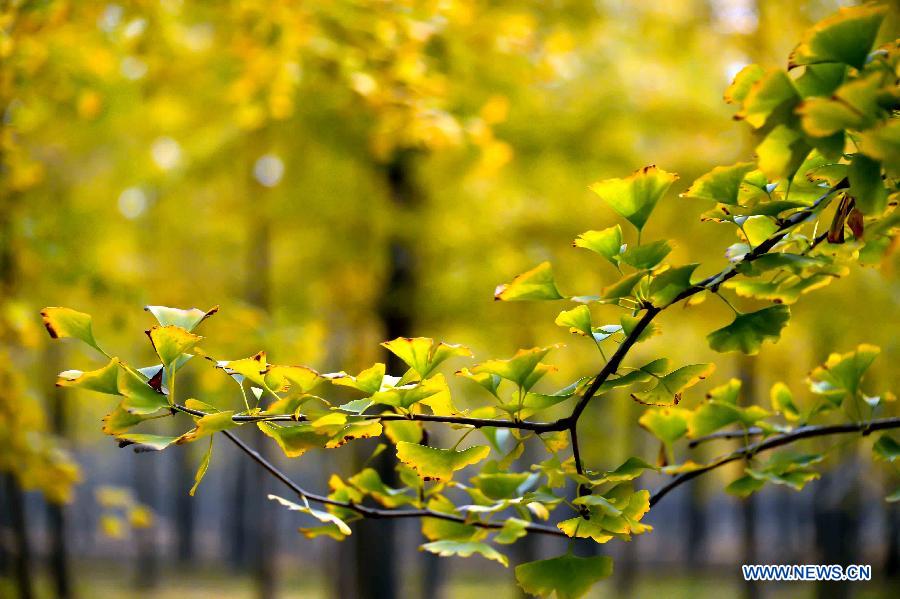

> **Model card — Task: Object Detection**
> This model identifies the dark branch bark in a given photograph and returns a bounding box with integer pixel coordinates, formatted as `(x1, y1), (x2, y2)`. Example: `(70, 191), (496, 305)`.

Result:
(219, 429), (566, 537)
(650, 416), (900, 508)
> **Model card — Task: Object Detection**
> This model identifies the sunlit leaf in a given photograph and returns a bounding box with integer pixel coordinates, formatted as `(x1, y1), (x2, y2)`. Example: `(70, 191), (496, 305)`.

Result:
(849, 153), (888, 215)
(630, 364), (715, 406)
(649, 264), (698, 306)
(268, 494), (351, 535)
(638, 407), (690, 445)
(396, 442), (490, 482)
(788, 4), (887, 70)
(147, 325), (201, 368)
(189, 438), (214, 496)
(470, 346), (560, 392)
(725, 64), (765, 105)
(808, 343), (880, 404)
(620, 240), (672, 270)
(57, 358), (121, 395)
(682, 162), (756, 205)
(421, 540), (508, 566)
(589, 165), (678, 232)
(770, 382), (801, 422)
(117, 368), (169, 414)
(494, 262), (564, 301)
(736, 69), (798, 129)
(41, 307), (102, 353)
(144, 305), (218, 332)
(382, 337), (472, 379)
(573, 225), (622, 266)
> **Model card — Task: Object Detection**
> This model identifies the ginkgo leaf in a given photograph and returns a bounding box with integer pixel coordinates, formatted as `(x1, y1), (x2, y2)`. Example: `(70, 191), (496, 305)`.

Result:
(602, 270), (647, 300)
(190, 438), (214, 497)
(740, 215), (779, 247)
(494, 262), (565, 301)
(589, 165), (678, 232)
(328, 363), (386, 395)
(736, 69), (799, 129)
(144, 305), (218, 332)
(382, 337), (472, 379)
(708, 305), (791, 355)
(470, 346), (561, 391)
(630, 364), (715, 406)
(726, 475), (766, 498)
(41, 307), (103, 353)
(223, 352), (269, 388)
(117, 433), (179, 451)
(788, 4), (887, 70)
(515, 554), (613, 599)
(649, 264), (699, 306)
(873, 435), (900, 463)
(268, 494), (352, 535)
(396, 442), (490, 481)
(798, 74), (882, 138)
(573, 225), (622, 266)
(421, 540), (508, 566)
(349, 468), (415, 508)
(176, 410), (237, 444)
(494, 517), (529, 545)
(102, 406), (160, 436)
(57, 358), (121, 395)
(770, 382), (801, 422)
(264, 365), (323, 395)
(638, 408), (690, 445)
(555, 305), (593, 337)
(756, 125), (811, 180)
(257, 422), (326, 458)
(147, 325), (202, 368)
(849, 153), (888, 215)
(619, 240), (671, 270)
(808, 343), (880, 403)
(592, 457), (658, 485)
(682, 162), (756, 205)
(117, 368), (169, 414)
(725, 64), (765, 104)
(368, 374), (450, 411)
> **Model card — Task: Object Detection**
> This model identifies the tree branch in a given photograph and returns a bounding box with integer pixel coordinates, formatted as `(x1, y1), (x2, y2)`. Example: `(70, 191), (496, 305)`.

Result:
(217, 425), (567, 537)
(173, 403), (564, 432)
(561, 180), (846, 427)
(649, 416), (900, 508)
(688, 427), (765, 448)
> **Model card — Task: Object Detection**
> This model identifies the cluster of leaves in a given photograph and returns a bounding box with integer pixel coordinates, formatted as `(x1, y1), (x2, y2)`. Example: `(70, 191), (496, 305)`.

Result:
(44, 5), (900, 597)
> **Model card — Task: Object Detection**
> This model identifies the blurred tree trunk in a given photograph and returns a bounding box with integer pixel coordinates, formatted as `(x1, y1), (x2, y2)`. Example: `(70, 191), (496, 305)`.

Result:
(3, 474), (33, 599)
(738, 356), (759, 599)
(133, 453), (160, 590)
(884, 499), (899, 594)
(351, 151), (422, 599)
(813, 461), (860, 599)
(44, 344), (73, 599)
(173, 393), (196, 563)
(245, 140), (278, 599)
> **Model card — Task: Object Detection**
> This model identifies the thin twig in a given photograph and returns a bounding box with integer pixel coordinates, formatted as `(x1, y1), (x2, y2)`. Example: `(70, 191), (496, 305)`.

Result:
(688, 427), (765, 448)
(215, 423), (567, 536)
(649, 416), (900, 507)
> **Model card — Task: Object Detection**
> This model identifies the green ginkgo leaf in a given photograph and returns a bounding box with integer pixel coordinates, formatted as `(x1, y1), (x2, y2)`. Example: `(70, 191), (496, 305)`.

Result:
(176, 410), (237, 444)
(382, 337), (472, 378)
(57, 358), (121, 395)
(147, 325), (202, 368)
(117, 368), (169, 414)
(874, 435), (900, 463)
(41, 307), (103, 353)
(638, 407), (690, 445)
(788, 4), (887, 70)
(573, 225), (622, 266)
(630, 364), (715, 406)
(808, 343), (880, 403)
(189, 438), (214, 497)
(756, 125), (811, 180)
(515, 554), (613, 599)
(707, 305), (791, 355)
(144, 305), (218, 332)
(589, 165), (678, 232)
(396, 442), (490, 481)
(602, 270), (647, 300)
(421, 540), (508, 567)
(736, 69), (799, 129)
(770, 382), (801, 422)
(329, 363), (386, 395)
(798, 74), (882, 138)
(725, 64), (765, 104)
(494, 262), (564, 301)
(849, 153), (888, 215)
(682, 162), (756, 205)
(554, 305), (592, 336)
(268, 494), (352, 535)
(649, 264), (699, 306)
(619, 240), (671, 270)
(470, 346), (561, 391)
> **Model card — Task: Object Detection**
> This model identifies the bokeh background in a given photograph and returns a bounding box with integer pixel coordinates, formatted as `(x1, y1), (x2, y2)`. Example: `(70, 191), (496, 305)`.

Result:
(2, 1), (899, 598)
